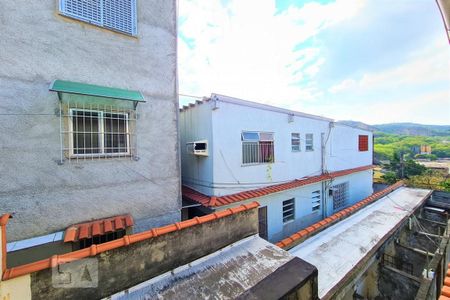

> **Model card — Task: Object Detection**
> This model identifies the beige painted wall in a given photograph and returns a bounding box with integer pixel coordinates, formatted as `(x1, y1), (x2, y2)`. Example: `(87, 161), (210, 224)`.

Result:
(0, 275), (31, 300)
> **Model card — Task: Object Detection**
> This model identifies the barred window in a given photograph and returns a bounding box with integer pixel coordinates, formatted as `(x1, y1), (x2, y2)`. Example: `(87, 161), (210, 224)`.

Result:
(282, 198), (295, 223)
(305, 133), (314, 151)
(332, 182), (349, 211)
(59, 0), (137, 36)
(291, 133), (300, 151)
(312, 190), (321, 211)
(60, 102), (137, 162)
(242, 131), (274, 164)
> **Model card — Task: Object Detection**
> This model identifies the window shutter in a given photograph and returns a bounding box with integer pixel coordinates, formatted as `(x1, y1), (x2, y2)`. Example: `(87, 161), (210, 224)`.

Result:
(358, 135), (369, 151)
(60, 0), (137, 36)
(60, 0), (103, 26)
(103, 0), (137, 35)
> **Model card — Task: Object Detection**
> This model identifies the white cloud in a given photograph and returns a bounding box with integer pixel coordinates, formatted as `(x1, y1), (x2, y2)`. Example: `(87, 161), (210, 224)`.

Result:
(178, 0), (366, 106)
(329, 39), (450, 94)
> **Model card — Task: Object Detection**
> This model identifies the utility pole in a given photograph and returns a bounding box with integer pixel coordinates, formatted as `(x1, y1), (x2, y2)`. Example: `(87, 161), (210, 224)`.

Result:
(400, 151), (405, 179)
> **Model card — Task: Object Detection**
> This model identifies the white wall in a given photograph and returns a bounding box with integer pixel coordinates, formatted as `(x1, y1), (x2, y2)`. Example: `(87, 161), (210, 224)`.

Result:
(211, 99), (329, 196)
(215, 170), (373, 242)
(327, 124), (373, 171)
(179, 102), (214, 195)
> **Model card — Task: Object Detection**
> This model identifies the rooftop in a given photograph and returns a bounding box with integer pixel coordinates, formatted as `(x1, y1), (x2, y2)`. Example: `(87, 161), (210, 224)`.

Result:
(108, 235), (316, 299)
(180, 93), (334, 122)
(288, 186), (432, 298)
(183, 165), (375, 207)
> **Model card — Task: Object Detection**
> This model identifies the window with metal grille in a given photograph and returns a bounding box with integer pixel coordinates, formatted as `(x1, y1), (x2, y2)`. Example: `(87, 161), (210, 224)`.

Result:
(358, 135), (369, 151)
(291, 133), (300, 151)
(305, 133), (314, 151)
(332, 182), (349, 211)
(312, 190), (321, 211)
(59, 0), (137, 36)
(242, 131), (274, 164)
(60, 102), (137, 162)
(282, 198), (295, 223)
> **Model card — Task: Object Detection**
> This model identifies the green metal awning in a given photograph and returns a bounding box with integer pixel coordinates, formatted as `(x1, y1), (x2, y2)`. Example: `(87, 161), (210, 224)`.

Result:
(49, 80), (145, 103)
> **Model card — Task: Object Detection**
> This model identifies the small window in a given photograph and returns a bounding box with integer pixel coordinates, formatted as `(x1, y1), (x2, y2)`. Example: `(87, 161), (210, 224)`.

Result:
(312, 190), (321, 211)
(359, 135), (369, 151)
(71, 109), (129, 156)
(282, 198), (295, 223)
(332, 182), (349, 211)
(291, 133), (300, 151)
(305, 134), (314, 151)
(59, 0), (137, 36)
(242, 131), (274, 164)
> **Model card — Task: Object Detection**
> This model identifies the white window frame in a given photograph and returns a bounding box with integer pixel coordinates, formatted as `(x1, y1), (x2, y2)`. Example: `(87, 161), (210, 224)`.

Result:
(282, 198), (295, 223)
(291, 133), (300, 152)
(59, 0), (138, 36)
(241, 131), (275, 165)
(312, 190), (321, 212)
(305, 133), (314, 151)
(69, 108), (130, 158)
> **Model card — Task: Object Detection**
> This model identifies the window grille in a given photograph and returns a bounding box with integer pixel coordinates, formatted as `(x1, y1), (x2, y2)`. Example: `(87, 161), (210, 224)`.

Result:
(332, 182), (349, 211)
(242, 131), (274, 164)
(312, 190), (321, 211)
(358, 135), (369, 151)
(291, 133), (300, 151)
(59, 101), (137, 162)
(305, 133), (314, 151)
(59, 0), (137, 36)
(282, 198), (295, 223)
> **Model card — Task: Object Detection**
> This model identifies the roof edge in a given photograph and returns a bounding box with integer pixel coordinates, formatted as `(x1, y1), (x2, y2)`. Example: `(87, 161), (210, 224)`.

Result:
(2, 202), (259, 281)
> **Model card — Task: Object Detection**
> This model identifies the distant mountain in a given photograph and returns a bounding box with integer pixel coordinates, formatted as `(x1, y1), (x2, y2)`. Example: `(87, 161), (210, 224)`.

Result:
(373, 123), (450, 136)
(337, 121), (450, 136)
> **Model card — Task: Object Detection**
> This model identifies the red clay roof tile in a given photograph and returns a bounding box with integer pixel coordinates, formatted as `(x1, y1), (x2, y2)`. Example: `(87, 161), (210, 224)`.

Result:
(2, 202), (259, 281)
(275, 181), (405, 249)
(183, 165), (375, 207)
(63, 215), (133, 243)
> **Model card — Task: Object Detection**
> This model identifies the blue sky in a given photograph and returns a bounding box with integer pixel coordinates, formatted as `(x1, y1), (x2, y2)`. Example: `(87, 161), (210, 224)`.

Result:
(178, 0), (450, 125)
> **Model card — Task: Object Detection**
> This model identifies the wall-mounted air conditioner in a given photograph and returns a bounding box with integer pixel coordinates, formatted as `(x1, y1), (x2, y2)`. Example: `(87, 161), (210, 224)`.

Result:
(187, 140), (208, 156)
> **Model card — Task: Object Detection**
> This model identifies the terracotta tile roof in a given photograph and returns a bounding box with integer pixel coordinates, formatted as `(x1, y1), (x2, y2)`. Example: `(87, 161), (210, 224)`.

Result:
(183, 165), (375, 207)
(440, 264), (450, 299)
(64, 215), (134, 243)
(1, 202), (259, 281)
(275, 181), (405, 249)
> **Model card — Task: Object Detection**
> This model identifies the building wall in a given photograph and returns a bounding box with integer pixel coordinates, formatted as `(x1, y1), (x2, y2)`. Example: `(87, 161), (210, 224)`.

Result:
(327, 123), (373, 171)
(179, 101), (214, 196)
(216, 171), (373, 242)
(210, 99), (330, 196)
(0, 1), (180, 241)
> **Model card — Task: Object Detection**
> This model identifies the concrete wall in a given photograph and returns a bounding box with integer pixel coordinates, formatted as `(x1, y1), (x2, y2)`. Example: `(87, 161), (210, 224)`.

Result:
(0, 1), (180, 241)
(29, 207), (259, 299)
(179, 95), (373, 198)
(328, 123), (373, 171)
(216, 171), (373, 242)
(179, 101), (214, 195)
(211, 99), (330, 196)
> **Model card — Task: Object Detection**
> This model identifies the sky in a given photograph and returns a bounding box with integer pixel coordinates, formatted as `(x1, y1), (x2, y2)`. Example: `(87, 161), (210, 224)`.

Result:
(178, 0), (450, 125)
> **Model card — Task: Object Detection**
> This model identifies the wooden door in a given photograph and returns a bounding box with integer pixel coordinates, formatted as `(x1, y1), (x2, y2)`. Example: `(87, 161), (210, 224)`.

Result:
(258, 206), (268, 240)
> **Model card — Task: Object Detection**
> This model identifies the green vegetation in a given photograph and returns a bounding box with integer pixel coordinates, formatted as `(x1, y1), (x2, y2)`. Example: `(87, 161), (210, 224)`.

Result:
(374, 132), (450, 191)
(374, 132), (450, 161)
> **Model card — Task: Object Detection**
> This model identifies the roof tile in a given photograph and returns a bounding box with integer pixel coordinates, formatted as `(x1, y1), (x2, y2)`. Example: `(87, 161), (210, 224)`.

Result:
(183, 165), (374, 207)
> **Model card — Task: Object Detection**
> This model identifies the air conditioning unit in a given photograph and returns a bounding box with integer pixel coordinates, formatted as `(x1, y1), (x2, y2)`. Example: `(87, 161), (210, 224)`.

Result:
(187, 140), (208, 156)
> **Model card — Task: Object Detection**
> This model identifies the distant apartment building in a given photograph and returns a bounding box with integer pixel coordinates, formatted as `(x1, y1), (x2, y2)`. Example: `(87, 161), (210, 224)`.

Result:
(180, 94), (373, 242)
(0, 1), (180, 264)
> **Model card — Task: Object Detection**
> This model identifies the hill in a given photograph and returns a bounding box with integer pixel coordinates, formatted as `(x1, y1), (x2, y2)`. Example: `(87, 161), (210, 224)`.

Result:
(337, 121), (450, 137)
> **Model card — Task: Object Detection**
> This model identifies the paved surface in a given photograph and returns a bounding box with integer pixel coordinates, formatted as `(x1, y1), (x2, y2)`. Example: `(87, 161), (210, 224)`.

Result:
(289, 187), (431, 298)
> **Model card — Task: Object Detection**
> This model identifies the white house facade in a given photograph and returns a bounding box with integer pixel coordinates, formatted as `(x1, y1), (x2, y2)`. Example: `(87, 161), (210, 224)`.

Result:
(180, 94), (373, 242)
